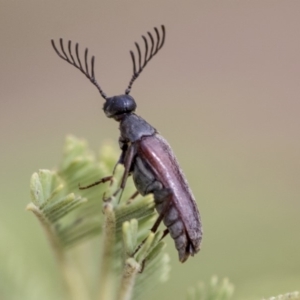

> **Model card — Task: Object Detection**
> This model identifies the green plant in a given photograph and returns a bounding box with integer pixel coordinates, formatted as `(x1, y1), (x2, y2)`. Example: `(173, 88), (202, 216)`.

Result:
(262, 292), (300, 300)
(27, 136), (169, 300)
(27, 135), (299, 300)
(186, 276), (234, 300)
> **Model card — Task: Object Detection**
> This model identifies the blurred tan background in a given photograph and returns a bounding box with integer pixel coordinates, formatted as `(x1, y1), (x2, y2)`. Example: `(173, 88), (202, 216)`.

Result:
(1, 1), (299, 299)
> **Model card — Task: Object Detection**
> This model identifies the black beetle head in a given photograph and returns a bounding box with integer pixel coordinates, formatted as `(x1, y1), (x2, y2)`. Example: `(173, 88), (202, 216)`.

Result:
(103, 94), (136, 120)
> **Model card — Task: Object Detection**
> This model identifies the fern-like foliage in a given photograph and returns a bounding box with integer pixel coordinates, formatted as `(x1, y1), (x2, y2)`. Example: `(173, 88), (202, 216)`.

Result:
(27, 136), (170, 300)
(26, 135), (298, 300)
(262, 291), (300, 300)
(186, 276), (234, 300)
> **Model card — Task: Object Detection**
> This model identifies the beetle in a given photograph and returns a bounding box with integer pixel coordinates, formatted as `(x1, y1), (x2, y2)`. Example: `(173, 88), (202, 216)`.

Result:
(51, 25), (202, 262)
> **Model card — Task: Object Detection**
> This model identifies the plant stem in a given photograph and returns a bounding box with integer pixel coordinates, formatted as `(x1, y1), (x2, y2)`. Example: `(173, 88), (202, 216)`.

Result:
(98, 202), (116, 300)
(117, 258), (140, 300)
(27, 203), (90, 300)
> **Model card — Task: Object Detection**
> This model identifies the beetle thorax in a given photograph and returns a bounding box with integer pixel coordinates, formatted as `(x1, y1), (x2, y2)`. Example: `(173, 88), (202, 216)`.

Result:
(119, 113), (156, 142)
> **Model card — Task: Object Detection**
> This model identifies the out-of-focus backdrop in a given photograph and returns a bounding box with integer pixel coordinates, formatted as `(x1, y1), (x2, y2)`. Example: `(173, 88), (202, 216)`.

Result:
(1, 1), (299, 299)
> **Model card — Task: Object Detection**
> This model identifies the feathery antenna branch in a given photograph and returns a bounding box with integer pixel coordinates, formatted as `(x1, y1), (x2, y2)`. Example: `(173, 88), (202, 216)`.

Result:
(51, 39), (107, 100)
(125, 25), (166, 95)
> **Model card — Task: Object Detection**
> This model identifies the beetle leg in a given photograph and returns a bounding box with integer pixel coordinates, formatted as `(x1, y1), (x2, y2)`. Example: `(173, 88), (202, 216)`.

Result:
(150, 189), (172, 233)
(126, 190), (140, 204)
(78, 175), (113, 189)
(79, 145), (134, 197)
(160, 228), (169, 240)
(136, 228), (169, 274)
(78, 150), (126, 190)
(104, 144), (136, 203)
(111, 147), (126, 177)
(133, 188), (172, 256)
(137, 229), (169, 273)
(138, 260), (146, 273)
